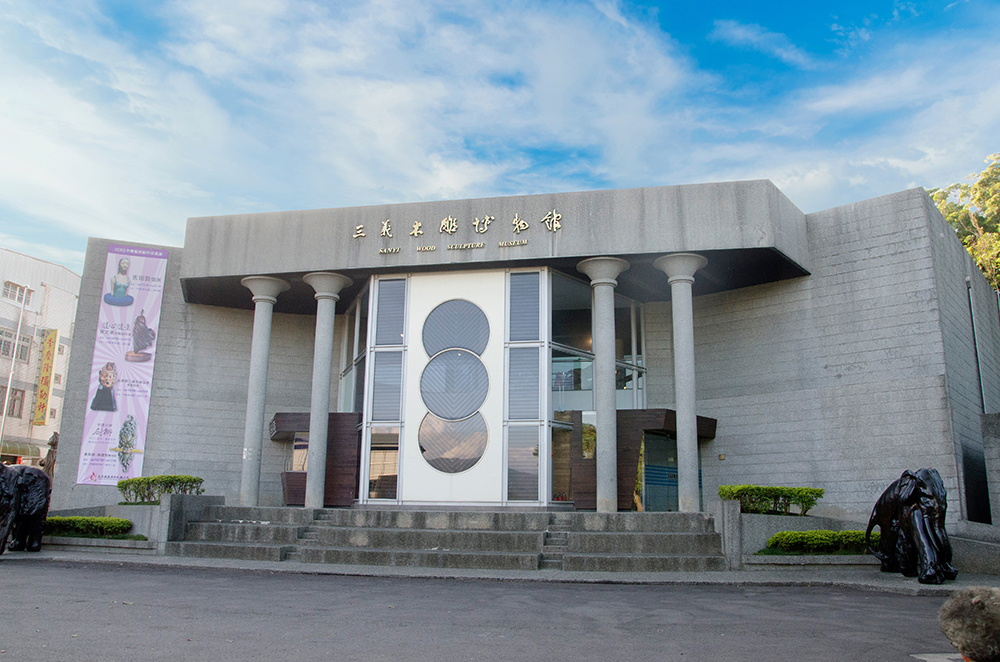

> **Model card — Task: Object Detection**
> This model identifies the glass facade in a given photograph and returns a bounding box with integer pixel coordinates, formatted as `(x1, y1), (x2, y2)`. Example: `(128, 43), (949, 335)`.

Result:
(345, 267), (643, 505)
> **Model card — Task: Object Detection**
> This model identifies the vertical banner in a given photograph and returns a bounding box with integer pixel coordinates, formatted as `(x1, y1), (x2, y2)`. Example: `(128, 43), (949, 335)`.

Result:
(31, 329), (58, 425)
(77, 244), (168, 486)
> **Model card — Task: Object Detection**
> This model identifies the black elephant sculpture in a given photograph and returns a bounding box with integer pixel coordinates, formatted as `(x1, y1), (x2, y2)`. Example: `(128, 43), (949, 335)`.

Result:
(0, 463), (52, 553)
(865, 467), (958, 584)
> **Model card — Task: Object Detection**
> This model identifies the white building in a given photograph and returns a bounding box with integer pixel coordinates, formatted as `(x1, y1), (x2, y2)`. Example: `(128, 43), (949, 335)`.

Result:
(0, 248), (81, 466)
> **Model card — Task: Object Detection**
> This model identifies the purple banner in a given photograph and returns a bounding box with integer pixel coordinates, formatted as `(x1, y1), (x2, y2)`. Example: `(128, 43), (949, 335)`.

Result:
(77, 245), (168, 486)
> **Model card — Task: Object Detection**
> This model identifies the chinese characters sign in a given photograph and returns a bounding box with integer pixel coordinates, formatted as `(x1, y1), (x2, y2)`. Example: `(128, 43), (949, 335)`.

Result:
(31, 329), (58, 426)
(77, 244), (168, 486)
(354, 208), (564, 253)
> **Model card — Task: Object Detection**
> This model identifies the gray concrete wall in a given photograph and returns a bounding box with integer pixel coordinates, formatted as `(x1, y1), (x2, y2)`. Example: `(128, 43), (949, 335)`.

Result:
(53, 238), (343, 510)
(926, 193), (999, 523)
(181, 180), (810, 280)
(646, 188), (971, 521)
(981, 414), (1000, 524)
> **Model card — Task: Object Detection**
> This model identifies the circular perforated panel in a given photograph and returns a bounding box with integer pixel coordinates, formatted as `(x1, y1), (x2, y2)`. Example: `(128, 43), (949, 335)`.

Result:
(418, 412), (488, 474)
(422, 299), (490, 356)
(419, 349), (489, 421)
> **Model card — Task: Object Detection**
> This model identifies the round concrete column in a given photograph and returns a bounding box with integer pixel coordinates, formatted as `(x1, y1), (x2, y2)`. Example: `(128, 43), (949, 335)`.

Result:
(577, 256), (630, 513)
(239, 276), (290, 507)
(302, 272), (353, 509)
(653, 253), (707, 513)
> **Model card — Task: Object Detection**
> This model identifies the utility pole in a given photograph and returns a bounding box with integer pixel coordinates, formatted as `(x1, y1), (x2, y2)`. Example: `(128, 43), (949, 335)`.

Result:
(1, 282), (31, 451)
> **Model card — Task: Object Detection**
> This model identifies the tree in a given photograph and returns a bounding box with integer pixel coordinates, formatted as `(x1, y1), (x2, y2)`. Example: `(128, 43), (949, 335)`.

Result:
(929, 153), (1000, 290)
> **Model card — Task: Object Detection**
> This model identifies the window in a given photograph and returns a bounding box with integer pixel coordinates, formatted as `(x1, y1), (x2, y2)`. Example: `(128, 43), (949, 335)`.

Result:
(0, 330), (30, 362)
(53, 374), (62, 385)
(0, 387), (25, 418)
(2, 282), (30, 306)
(49, 408), (57, 420)
(58, 344), (66, 355)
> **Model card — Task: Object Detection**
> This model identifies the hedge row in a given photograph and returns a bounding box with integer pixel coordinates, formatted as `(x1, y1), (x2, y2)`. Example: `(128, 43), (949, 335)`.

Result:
(718, 485), (824, 516)
(45, 516), (133, 537)
(117, 475), (205, 503)
(765, 530), (880, 554)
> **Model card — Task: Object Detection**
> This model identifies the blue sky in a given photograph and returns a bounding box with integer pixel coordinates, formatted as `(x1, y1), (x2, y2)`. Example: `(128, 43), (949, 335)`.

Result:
(1, 0), (997, 274)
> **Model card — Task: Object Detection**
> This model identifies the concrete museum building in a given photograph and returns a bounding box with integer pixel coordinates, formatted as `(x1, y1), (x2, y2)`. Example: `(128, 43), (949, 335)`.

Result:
(52, 180), (999, 528)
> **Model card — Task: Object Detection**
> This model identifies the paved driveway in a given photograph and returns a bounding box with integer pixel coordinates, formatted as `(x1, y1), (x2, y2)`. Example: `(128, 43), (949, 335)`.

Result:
(1, 561), (964, 661)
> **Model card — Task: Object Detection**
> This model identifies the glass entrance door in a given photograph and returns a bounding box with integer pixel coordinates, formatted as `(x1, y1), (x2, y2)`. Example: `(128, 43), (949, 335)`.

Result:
(641, 431), (678, 512)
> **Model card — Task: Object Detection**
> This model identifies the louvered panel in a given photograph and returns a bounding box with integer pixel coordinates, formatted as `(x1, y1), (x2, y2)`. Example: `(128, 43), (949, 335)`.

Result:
(371, 351), (402, 421)
(374, 279), (406, 346)
(508, 347), (539, 420)
(508, 272), (539, 341)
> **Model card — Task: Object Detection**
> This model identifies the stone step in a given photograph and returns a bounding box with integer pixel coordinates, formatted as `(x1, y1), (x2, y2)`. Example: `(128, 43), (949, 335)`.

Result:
(313, 509), (549, 531)
(304, 527), (544, 552)
(571, 512), (716, 533)
(176, 508), (726, 573)
(294, 546), (542, 570)
(203, 505), (314, 525)
(166, 541), (292, 562)
(540, 558), (563, 569)
(568, 532), (722, 555)
(562, 553), (727, 572)
(185, 522), (305, 544)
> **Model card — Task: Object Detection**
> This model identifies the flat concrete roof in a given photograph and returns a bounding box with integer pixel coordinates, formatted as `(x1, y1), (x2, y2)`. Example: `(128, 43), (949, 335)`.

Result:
(180, 180), (811, 313)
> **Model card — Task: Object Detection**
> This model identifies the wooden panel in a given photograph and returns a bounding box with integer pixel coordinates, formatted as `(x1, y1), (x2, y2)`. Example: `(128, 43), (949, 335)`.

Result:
(569, 408), (718, 511)
(269, 412), (310, 441)
(324, 412), (362, 507)
(569, 412), (594, 509)
(281, 471), (307, 506)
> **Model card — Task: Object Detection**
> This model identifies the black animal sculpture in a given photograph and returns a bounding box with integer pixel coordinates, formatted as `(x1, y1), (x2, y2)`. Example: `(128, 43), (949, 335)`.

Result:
(0, 463), (52, 553)
(865, 467), (958, 584)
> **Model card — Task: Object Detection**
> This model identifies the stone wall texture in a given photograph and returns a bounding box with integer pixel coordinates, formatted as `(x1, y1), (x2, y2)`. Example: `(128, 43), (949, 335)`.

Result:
(646, 188), (996, 521)
(53, 238), (342, 509)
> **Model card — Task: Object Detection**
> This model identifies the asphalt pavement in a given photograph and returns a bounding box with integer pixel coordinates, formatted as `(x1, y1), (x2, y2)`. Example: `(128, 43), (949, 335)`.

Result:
(2, 549), (998, 661)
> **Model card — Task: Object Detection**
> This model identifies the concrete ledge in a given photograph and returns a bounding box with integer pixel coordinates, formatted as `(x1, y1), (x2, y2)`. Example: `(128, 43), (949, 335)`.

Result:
(951, 536), (1000, 575)
(41, 536), (158, 555)
(742, 555), (879, 572)
(563, 553), (727, 572)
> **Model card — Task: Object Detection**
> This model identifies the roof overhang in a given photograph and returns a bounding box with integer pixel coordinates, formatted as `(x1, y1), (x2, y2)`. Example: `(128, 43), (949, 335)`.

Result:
(180, 180), (811, 314)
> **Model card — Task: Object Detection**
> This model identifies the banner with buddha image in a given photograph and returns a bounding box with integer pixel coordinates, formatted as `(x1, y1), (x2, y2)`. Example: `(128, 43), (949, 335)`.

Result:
(77, 244), (168, 486)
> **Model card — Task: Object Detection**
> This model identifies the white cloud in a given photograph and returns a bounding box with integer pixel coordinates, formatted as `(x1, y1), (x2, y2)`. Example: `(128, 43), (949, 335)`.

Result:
(708, 19), (815, 69)
(0, 0), (998, 273)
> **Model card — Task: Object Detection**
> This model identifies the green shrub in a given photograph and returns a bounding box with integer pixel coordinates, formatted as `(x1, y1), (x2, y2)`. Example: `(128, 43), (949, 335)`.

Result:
(717, 484), (824, 515)
(45, 516), (133, 537)
(764, 529), (880, 554)
(117, 475), (205, 503)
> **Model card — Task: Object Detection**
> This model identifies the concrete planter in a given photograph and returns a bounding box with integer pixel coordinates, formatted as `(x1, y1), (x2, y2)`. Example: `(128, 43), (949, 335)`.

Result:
(48, 494), (225, 555)
(742, 554), (879, 572)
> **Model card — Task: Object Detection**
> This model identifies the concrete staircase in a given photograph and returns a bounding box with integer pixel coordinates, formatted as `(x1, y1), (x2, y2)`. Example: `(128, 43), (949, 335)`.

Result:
(167, 506), (727, 572)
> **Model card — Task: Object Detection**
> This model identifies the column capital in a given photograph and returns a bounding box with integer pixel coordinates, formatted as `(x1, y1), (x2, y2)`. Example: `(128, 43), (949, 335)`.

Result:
(653, 253), (708, 285)
(303, 272), (352, 302)
(241, 276), (290, 305)
(577, 257), (630, 287)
